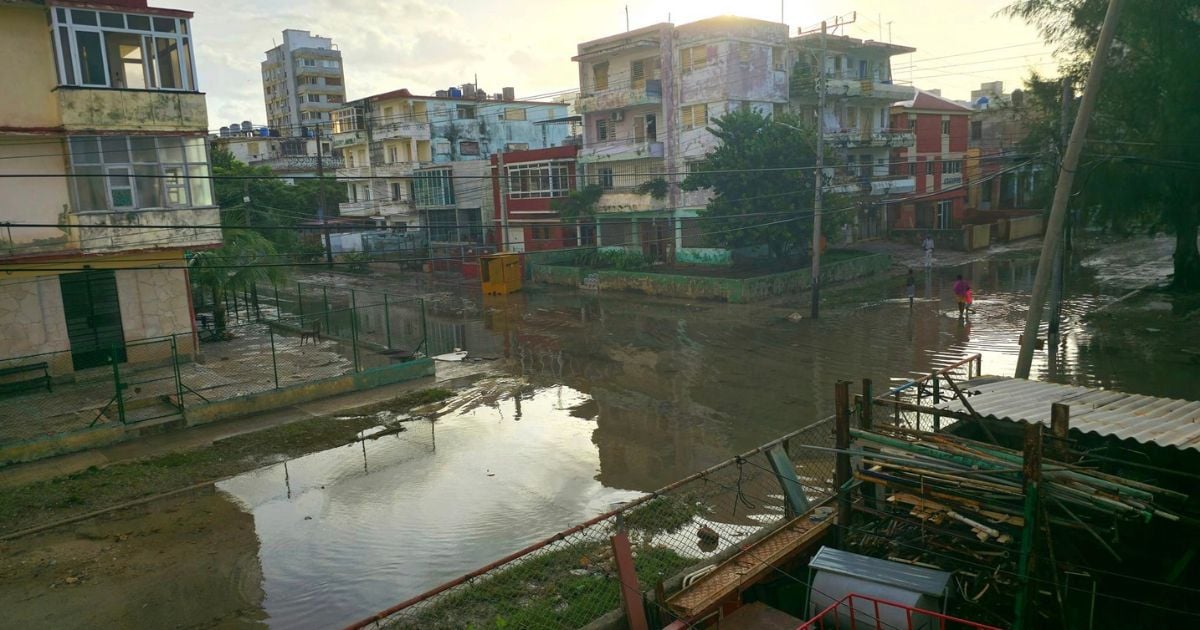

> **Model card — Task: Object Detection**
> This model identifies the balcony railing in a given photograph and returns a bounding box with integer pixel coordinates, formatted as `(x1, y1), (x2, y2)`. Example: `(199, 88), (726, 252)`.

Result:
(824, 77), (915, 101)
(332, 130), (366, 149)
(579, 140), (664, 163)
(56, 86), (208, 133)
(373, 121), (432, 142)
(826, 128), (915, 148)
(254, 155), (344, 172)
(869, 175), (916, 195)
(576, 79), (662, 114)
(339, 199), (412, 218)
(75, 206), (222, 255)
(336, 166), (371, 179)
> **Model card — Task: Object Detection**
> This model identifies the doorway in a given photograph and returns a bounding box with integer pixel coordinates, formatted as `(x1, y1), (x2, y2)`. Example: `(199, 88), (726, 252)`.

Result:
(59, 270), (127, 371)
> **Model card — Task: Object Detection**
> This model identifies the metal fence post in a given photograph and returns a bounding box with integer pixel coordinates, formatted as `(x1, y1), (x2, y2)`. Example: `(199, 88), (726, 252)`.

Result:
(297, 282), (304, 323)
(323, 286), (331, 333)
(171, 334), (184, 413)
(111, 349), (126, 424)
(419, 297), (428, 355)
(350, 306), (361, 373)
(269, 326), (280, 389)
(834, 381), (852, 548)
(273, 281), (280, 320)
(384, 293), (392, 350)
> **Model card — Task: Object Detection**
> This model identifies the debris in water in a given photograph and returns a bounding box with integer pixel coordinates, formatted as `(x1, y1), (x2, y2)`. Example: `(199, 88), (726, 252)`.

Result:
(786, 312), (804, 322)
(304, 516), (313, 520)
(434, 349), (469, 362)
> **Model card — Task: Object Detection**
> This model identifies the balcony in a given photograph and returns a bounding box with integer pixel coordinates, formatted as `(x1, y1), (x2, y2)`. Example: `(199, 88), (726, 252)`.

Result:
(576, 80), (662, 114)
(579, 140), (664, 164)
(374, 163), (416, 178)
(56, 87), (208, 133)
(332, 130), (366, 149)
(942, 173), (963, 188)
(336, 166), (371, 179)
(74, 206), (221, 255)
(826, 128), (915, 148)
(339, 200), (412, 218)
(594, 190), (668, 214)
(297, 83), (345, 96)
(373, 121), (432, 142)
(824, 77), (915, 102)
(253, 155), (344, 173)
(869, 175), (916, 196)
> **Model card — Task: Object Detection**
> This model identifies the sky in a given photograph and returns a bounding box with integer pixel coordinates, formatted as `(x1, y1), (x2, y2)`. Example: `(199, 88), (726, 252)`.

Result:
(174, 0), (1060, 127)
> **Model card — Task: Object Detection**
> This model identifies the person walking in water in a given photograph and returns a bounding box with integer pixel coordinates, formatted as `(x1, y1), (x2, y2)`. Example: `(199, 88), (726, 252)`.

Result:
(953, 274), (971, 318)
(905, 269), (916, 308)
(922, 233), (935, 268)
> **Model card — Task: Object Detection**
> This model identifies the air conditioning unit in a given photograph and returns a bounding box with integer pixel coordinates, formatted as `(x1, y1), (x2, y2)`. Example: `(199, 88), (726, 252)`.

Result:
(609, 111), (625, 122)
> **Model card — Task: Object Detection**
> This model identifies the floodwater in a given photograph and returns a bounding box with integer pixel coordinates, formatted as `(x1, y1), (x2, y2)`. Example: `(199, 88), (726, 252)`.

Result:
(8, 236), (1194, 629)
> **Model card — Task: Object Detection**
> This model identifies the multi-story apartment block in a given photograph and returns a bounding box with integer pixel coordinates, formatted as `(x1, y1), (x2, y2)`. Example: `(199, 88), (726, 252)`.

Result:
(0, 0), (220, 373)
(330, 86), (570, 236)
(262, 30), (346, 135)
(965, 82), (1042, 213)
(212, 121), (339, 182)
(574, 17), (792, 264)
(887, 90), (973, 231)
(488, 146), (581, 252)
(789, 33), (916, 239)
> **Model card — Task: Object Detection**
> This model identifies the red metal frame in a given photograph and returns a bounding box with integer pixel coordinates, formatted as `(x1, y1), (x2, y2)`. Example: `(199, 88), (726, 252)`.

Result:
(798, 593), (999, 630)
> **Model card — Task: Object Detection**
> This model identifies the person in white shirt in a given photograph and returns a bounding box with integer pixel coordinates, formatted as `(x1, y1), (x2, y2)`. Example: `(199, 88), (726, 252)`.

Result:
(922, 233), (935, 268)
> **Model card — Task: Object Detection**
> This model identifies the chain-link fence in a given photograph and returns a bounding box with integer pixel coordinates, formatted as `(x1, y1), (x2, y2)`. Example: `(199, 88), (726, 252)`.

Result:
(344, 417), (837, 630)
(0, 283), (429, 456)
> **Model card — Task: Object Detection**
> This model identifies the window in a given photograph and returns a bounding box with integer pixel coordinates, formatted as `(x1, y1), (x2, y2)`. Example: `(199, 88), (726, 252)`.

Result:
(943, 160), (963, 175)
(681, 218), (705, 247)
(307, 94), (321, 103)
(907, 117), (917, 130)
(909, 162), (917, 176)
(630, 57), (659, 89)
(387, 146), (399, 163)
(681, 104), (708, 131)
(505, 143), (529, 152)
(595, 118), (610, 141)
(459, 140), (480, 156)
(773, 103), (786, 119)
(941, 119), (951, 135)
(327, 95), (343, 104)
(51, 9), (195, 90)
(68, 135), (211, 211)
(592, 61), (609, 91)
(680, 45), (708, 72)
(926, 160), (935, 176)
(507, 161), (570, 198)
(457, 104), (476, 119)
(598, 167), (614, 190)
(390, 182), (404, 201)
(738, 42), (752, 64)
(936, 200), (953, 229)
(772, 46), (786, 71)
(325, 77), (343, 86)
(503, 108), (526, 121)
(970, 120), (983, 141)
(412, 169), (455, 206)
(738, 101), (752, 113)
(634, 114), (657, 142)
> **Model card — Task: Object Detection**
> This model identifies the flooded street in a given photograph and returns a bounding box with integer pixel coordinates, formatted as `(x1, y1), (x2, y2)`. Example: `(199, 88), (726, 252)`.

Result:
(3, 237), (1193, 628)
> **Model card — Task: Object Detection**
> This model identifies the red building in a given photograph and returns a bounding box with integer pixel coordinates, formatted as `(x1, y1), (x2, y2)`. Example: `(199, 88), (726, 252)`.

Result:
(887, 91), (973, 231)
(489, 146), (582, 252)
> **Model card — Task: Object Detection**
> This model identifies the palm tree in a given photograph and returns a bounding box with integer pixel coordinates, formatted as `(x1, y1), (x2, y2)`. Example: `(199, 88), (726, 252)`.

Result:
(189, 229), (282, 336)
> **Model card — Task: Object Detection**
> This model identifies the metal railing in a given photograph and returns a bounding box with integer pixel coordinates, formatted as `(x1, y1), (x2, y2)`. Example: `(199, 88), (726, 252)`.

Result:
(864, 354), (983, 433)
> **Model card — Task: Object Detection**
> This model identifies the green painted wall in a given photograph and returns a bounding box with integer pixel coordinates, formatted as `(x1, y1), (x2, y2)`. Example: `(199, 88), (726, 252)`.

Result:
(675, 248), (733, 266)
(531, 253), (892, 303)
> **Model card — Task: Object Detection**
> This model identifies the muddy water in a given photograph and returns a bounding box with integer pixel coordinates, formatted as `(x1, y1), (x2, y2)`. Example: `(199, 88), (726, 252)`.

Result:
(10, 237), (1193, 629)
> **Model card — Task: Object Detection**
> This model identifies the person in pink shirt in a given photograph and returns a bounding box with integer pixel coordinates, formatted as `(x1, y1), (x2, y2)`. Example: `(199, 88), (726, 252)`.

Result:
(953, 274), (971, 318)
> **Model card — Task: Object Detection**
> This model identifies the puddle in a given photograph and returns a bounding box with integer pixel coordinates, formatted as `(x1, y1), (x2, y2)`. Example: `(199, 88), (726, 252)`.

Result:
(216, 384), (641, 629)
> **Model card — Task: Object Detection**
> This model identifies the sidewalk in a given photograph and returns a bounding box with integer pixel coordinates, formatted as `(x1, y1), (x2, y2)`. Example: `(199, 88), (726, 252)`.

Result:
(0, 361), (493, 489)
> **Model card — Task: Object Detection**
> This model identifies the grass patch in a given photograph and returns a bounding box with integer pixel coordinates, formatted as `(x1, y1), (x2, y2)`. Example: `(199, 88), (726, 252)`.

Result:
(392, 540), (692, 629)
(623, 494), (706, 537)
(0, 387), (453, 535)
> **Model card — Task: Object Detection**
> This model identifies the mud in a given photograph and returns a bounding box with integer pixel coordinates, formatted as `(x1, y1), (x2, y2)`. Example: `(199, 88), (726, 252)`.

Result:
(0, 490), (265, 629)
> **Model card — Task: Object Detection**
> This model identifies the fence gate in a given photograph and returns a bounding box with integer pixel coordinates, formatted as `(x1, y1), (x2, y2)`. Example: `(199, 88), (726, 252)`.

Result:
(59, 270), (127, 371)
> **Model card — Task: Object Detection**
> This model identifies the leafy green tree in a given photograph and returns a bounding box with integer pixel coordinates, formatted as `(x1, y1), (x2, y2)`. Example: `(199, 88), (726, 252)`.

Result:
(1007, 0), (1200, 290)
(682, 109), (835, 260)
(189, 229), (282, 334)
(550, 184), (604, 221)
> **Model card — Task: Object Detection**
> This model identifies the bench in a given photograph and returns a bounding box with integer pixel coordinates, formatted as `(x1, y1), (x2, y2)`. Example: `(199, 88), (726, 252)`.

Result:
(0, 362), (52, 397)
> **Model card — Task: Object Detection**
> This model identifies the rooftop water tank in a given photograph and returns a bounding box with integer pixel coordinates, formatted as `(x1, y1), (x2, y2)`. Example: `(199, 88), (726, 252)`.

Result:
(219, 126), (230, 137)
(502, 87), (515, 102)
(241, 120), (253, 130)
(435, 90), (449, 98)
(448, 87), (463, 98)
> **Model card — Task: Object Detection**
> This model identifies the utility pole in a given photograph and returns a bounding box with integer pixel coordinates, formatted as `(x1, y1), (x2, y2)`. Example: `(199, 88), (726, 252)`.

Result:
(497, 151), (510, 252)
(1015, 0), (1123, 379)
(315, 123), (333, 267)
(1047, 78), (1074, 342)
(811, 20), (827, 319)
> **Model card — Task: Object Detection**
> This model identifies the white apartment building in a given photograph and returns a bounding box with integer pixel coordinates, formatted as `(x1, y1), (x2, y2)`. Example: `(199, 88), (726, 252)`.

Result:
(574, 16), (792, 264)
(262, 29), (346, 135)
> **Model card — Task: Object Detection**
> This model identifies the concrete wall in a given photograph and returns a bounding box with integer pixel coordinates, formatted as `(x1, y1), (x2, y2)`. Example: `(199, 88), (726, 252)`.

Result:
(532, 253), (891, 303)
(116, 267), (195, 342)
(0, 139), (72, 248)
(0, 5), (61, 130)
(58, 88), (209, 133)
(73, 206), (223, 255)
(0, 276), (71, 363)
(1007, 214), (1044, 241)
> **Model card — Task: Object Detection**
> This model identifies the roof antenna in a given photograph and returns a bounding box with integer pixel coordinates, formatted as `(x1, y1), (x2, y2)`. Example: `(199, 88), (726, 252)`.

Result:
(625, 5), (630, 31)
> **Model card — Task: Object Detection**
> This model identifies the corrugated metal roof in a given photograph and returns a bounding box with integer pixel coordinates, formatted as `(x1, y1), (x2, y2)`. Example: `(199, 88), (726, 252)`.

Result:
(936, 378), (1200, 451)
(809, 546), (952, 596)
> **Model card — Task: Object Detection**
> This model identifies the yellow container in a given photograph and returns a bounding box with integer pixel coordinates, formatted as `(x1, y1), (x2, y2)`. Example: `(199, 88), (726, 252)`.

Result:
(481, 253), (523, 295)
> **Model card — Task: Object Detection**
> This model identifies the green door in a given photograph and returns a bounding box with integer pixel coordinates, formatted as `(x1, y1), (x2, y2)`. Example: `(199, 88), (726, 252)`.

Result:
(59, 270), (127, 370)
